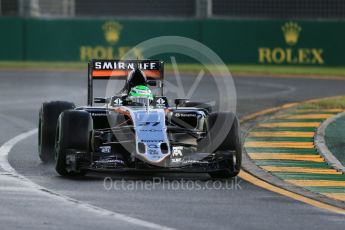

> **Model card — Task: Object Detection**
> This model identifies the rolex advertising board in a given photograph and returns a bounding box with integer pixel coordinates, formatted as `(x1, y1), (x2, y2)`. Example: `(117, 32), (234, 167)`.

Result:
(0, 18), (344, 66)
(24, 19), (200, 62)
(258, 22), (324, 65)
(202, 19), (344, 66)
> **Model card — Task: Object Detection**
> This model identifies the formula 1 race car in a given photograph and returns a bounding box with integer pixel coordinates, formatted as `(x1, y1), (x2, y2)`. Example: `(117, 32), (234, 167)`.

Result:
(38, 60), (242, 178)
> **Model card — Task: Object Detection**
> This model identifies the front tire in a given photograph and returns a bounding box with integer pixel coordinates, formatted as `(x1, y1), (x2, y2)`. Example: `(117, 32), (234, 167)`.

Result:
(207, 112), (242, 178)
(38, 101), (75, 163)
(55, 110), (92, 177)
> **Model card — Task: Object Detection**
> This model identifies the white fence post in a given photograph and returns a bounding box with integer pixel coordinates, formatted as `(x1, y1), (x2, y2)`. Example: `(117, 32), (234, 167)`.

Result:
(30, 0), (40, 17)
(206, 0), (212, 18)
(196, 0), (212, 18)
(69, 0), (75, 17)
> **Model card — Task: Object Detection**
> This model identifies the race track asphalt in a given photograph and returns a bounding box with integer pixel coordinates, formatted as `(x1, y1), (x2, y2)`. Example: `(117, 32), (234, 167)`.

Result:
(1, 70), (345, 230)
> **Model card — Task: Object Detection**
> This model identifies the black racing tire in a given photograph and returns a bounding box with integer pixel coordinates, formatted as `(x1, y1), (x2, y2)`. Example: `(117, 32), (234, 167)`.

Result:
(55, 110), (92, 177)
(183, 101), (212, 113)
(207, 112), (242, 178)
(38, 101), (75, 163)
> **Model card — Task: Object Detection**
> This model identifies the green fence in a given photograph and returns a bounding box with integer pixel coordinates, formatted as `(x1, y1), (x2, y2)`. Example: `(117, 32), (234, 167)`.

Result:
(0, 18), (24, 60)
(0, 18), (344, 66)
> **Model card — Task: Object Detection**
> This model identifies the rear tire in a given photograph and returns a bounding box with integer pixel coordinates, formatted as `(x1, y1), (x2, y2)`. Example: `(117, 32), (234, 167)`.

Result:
(55, 110), (92, 177)
(207, 112), (242, 178)
(38, 101), (75, 163)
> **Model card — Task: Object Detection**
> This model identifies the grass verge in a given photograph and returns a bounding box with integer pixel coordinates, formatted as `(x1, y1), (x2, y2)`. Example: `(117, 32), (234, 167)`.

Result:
(298, 96), (345, 110)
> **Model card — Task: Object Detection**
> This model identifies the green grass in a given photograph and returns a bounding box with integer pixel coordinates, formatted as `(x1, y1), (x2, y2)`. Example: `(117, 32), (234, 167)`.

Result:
(298, 96), (345, 110)
(0, 61), (85, 70)
(175, 64), (345, 77)
(1, 61), (345, 77)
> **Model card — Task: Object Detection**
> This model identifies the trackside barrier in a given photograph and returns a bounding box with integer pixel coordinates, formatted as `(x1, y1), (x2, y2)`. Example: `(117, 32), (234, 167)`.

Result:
(0, 18), (344, 66)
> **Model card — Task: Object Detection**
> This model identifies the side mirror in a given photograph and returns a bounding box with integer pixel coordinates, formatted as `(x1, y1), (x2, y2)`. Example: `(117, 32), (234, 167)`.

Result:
(94, 97), (107, 104)
(174, 98), (189, 107)
(147, 80), (157, 86)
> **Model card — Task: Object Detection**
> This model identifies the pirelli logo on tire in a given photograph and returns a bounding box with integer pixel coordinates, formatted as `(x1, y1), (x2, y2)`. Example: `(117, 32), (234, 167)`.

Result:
(258, 21), (324, 65)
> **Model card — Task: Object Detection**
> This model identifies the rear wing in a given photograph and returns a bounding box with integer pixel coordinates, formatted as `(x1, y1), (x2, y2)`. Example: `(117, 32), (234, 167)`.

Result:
(87, 60), (164, 106)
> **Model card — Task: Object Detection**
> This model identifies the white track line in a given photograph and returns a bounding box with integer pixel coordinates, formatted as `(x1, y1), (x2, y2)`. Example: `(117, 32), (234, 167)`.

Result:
(0, 128), (175, 230)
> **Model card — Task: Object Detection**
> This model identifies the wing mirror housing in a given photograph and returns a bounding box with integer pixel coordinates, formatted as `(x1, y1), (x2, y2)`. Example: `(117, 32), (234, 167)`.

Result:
(174, 98), (189, 108)
(147, 80), (157, 86)
(94, 97), (107, 104)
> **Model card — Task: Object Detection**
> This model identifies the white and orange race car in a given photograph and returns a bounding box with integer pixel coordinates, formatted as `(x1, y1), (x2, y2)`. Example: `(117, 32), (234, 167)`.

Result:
(38, 60), (242, 178)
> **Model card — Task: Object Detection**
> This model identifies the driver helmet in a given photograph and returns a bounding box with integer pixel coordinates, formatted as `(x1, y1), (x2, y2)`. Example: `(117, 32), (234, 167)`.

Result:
(129, 85), (153, 105)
